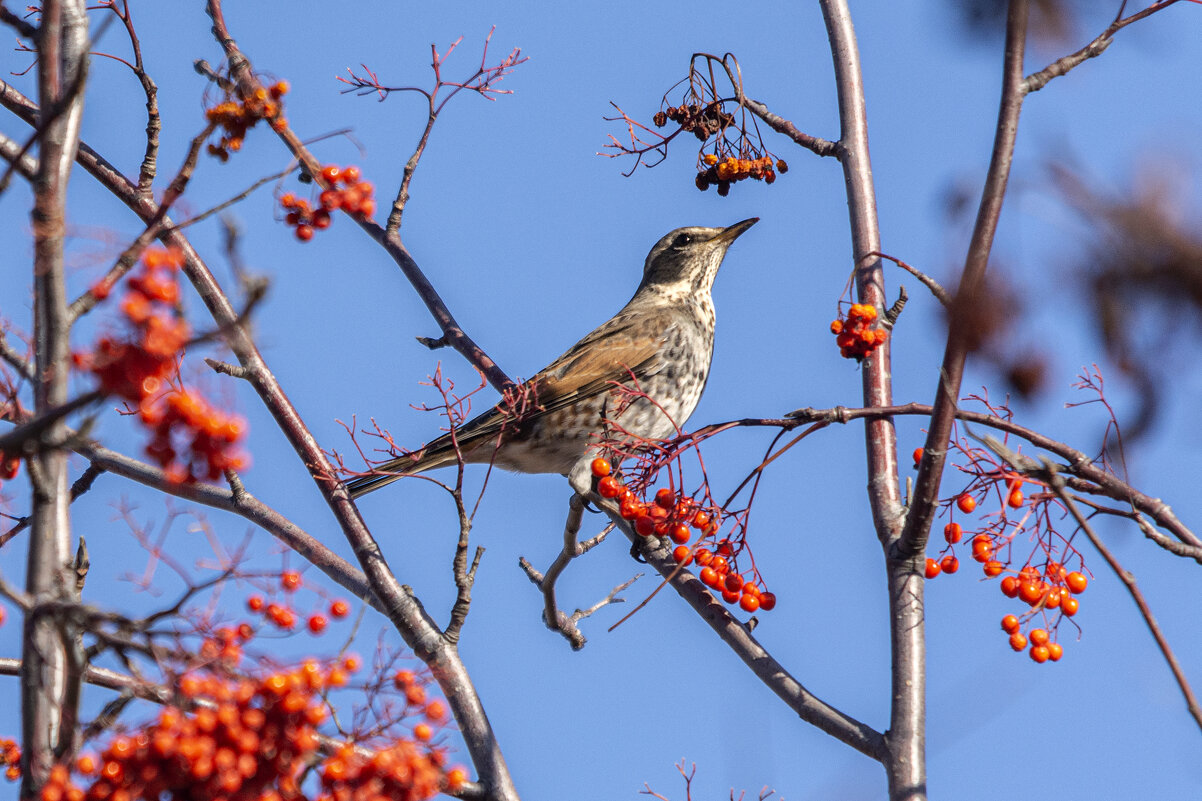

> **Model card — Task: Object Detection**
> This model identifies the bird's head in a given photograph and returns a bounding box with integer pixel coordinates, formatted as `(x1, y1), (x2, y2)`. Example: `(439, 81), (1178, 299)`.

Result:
(638, 218), (759, 294)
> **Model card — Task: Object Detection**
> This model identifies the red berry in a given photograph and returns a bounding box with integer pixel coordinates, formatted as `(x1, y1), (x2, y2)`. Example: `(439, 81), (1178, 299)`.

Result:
(758, 591), (777, 611)
(924, 558), (941, 579)
(330, 599), (350, 618)
(654, 488), (676, 509)
(597, 475), (622, 499)
(590, 458), (611, 477)
(739, 593), (760, 612)
(1001, 614), (1020, 633)
(1065, 571), (1088, 594)
(956, 494), (977, 514)
(940, 554), (959, 574)
(307, 614), (327, 634)
(943, 522), (962, 544)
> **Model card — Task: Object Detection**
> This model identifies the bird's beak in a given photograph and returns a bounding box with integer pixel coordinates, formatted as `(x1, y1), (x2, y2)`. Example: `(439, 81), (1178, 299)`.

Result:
(710, 217), (759, 245)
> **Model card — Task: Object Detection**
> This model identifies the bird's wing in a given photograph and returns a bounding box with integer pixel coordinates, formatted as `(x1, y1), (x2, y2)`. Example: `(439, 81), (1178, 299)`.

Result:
(347, 314), (673, 497)
(450, 312), (675, 445)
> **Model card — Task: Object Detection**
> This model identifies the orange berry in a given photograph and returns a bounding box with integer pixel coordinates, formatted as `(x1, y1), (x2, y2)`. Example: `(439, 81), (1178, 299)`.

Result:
(330, 599), (350, 618)
(281, 571), (302, 592)
(1001, 614), (1020, 633)
(983, 560), (1004, 577)
(912, 447), (923, 466)
(590, 457), (611, 477)
(1061, 596), (1080, 616)
(1018, 581), (1045, 605)
(1008, 632), (1028, 651)
(670, 524), (691, 544)
(699, 566), (719, 588)
(247, 595), (264, 612)
(320, 165), (340, 183)
(1030, 644), (1050, 663)
(1029, 628), (1049, 646)
(691, 511), (711, 530)
(940, 554), (959, 574)
(307, 614), (327, 634)
(446, 767), (468, 790)
(956, 494), (977, 514)
(924, 558), (940, 579)
(1007, 488), (1024, 508)
(739, 593), (760, 613)
(295, 224), (314, 242)
(1047, 642), (1064, 661)
(1065, 571), (1088, 594)
(672, 545), (692, 564)
(413, 723), (433, 742)
(943, 522), (963, 544)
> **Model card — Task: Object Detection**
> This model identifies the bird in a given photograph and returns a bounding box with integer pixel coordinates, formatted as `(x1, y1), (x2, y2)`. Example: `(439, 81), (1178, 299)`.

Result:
(346, 218), (758, 499)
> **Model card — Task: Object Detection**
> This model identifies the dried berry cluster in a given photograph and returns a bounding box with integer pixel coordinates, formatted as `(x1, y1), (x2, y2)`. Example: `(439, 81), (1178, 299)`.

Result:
(592, 458), (774, 613)
(74, 248), (248, 484)
(695, 154), (786, 195)
(830, 303), (888, 360)
(205, 80), (290, 161)
(35, 634), (460, 801)
(653, 101), (735, 141)
(280, 165), (376, 242)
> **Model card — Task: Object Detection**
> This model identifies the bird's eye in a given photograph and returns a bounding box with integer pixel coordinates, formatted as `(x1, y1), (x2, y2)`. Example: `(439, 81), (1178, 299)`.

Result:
(671, 233), (693, 248)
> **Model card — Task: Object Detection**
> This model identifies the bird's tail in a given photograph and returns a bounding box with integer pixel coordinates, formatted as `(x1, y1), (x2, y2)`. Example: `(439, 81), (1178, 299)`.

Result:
(344, 440), (459, 499)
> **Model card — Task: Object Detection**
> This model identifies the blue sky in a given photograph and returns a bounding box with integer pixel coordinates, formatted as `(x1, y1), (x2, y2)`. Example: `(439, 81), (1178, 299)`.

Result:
(2, 2), (1201, 799)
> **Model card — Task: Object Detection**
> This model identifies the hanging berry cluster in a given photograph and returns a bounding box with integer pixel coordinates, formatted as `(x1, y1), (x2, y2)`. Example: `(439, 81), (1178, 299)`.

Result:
(73, 248), (249, 484)
(923, 466), (1091, 664)
(205, 80), (290, 161)
(591, 458), (775, 614)
(1, 738), (19, 782)
(78, 248), (189, 403)
(831, 303), (887, 360)
(653, 102), (735, 141)
(244, 571), (352, 636)
(34, 648), (461, 801)
(280, 165), (376, 242)
(695, 153), (787, 195)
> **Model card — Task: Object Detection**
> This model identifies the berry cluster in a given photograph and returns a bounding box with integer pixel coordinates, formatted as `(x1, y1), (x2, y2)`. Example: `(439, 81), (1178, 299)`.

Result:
(695, 154), (786, 195)
(653, 102), (735, 141)
(831, 303), (887, 360)
(142, 390), (249, 484)
(36, 643), (458, 801)
(75, 248), (249, 484)
(926, 475), (1091, 663)
(205, 81), (289, 162)
(79, 248), (189, 404)
(280, 165), (376, 241)
(592, 458), (774, 614)
(244, 572), (351, 636)
(1, 737), (19, 782)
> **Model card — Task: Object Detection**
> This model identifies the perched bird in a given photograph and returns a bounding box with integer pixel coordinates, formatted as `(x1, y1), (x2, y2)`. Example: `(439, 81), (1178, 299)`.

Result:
(346, 218), (758, 499)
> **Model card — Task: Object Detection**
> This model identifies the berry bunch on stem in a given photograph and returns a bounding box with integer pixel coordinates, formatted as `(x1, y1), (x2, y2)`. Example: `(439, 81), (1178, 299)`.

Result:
(280, 165), (376, 241)
(591, 457), (774, 614)
(205, 79), (290, 161)
(73, 247), (249, 483)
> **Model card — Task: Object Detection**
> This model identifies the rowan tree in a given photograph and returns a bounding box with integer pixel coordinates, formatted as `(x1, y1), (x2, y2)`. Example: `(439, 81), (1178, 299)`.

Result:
(1, 3), (1200, 801)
